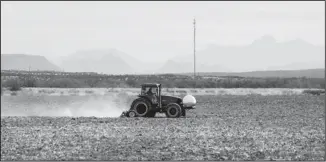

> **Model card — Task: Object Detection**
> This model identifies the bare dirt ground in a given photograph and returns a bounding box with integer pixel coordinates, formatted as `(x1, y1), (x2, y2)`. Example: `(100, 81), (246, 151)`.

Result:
(1, 94), (324, 160)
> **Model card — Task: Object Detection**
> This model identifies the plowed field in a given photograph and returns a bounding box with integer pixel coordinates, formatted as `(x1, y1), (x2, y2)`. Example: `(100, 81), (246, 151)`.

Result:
(1, 95), (325, 160)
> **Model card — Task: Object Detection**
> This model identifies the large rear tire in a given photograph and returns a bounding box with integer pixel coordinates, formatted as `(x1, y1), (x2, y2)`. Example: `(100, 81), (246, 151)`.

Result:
(165, 103), (182, 118)
(130, 98), (152, 117)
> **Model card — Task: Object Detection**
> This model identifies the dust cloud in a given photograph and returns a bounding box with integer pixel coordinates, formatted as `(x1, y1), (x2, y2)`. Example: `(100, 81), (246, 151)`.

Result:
(59, 96), (128, 118)
(1, 94), (133, 118)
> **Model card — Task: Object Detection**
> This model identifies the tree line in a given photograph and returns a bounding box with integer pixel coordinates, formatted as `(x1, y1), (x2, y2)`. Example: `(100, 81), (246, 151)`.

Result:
(1, 70), (324, 89)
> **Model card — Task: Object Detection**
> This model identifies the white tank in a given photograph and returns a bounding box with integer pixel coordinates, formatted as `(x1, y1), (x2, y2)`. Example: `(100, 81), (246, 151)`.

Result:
(182, 95), (196, 107)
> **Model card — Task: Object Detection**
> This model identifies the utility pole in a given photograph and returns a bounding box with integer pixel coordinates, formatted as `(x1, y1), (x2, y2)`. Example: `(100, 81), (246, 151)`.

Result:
(29, 65), (31, 79)
(193, 18), (196, 80)
(28, 65), (31, 87)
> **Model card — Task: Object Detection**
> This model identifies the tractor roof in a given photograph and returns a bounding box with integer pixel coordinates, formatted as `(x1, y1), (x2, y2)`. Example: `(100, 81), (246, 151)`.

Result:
(141, 83), (161, 87)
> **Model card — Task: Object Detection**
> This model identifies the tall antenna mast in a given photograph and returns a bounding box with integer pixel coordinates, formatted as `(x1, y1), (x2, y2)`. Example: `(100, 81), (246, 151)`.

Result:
(193, 18), (196, 79)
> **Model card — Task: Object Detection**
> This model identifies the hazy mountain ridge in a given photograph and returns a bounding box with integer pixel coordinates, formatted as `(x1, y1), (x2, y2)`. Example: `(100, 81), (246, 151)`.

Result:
(2, 35), (324, 78)
(1, 54), (61, 71)
(56, 49), (164, 74)
(168, 35), (324, 72)
(59, 49), (134, 74)
(56, 35), (323, 74)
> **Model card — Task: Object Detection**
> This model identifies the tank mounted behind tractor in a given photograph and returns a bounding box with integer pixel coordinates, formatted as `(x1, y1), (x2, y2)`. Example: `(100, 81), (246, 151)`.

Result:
(120, 83), (196, 118)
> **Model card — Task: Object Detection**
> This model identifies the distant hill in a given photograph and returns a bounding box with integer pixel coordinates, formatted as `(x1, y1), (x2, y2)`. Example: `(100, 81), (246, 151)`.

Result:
(158, 35), (324, 73)
(59, 49), (164, 74)
(60, 49), (135, 74)
(1, 54), (61, 71)
(3, 36), (324, 75)
(182, 68), (325, 78)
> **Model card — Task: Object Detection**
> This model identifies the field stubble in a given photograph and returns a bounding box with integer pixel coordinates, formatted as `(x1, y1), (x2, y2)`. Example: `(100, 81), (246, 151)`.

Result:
(1, 94), (325, 160)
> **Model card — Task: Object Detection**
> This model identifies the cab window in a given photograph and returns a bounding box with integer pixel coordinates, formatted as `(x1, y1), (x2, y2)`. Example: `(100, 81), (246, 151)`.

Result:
(150, 87), (157, 94)
(141, 86), (157, 95)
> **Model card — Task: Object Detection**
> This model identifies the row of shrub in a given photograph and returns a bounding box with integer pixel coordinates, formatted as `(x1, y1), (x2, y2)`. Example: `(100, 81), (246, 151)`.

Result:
(1, 75), (325, 90)
(302, 89), (325, 95)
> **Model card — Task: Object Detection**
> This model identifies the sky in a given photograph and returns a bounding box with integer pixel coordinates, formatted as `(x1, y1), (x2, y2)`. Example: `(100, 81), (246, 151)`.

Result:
(1, 1), (325, 62)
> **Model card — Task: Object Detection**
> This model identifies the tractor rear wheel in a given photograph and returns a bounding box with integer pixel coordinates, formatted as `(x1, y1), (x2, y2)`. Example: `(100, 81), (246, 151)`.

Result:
(165, 103), (182, 118)
(131, 98), (152, 117)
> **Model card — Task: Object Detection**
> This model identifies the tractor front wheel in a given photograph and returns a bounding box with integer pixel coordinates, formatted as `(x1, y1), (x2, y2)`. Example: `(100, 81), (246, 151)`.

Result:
(165, 103), (182, 118)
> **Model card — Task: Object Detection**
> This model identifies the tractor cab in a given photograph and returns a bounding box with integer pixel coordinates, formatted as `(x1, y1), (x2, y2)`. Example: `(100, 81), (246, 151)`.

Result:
(140, 83), (160, 96)
(139, 83), (162, 107)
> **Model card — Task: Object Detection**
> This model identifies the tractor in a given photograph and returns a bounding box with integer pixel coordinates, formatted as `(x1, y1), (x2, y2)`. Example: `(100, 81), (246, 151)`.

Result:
(120, 83), (196, 118)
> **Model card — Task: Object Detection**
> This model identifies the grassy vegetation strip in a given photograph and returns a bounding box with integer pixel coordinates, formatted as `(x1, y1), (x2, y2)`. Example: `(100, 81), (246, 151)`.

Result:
(2, 71), (325, 89)
(2, 88), (324, 96)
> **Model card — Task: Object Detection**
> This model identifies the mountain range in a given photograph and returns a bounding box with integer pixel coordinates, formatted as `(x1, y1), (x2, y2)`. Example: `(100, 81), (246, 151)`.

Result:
(1, 54), (61, 71)
(1, 35), (324, 77)
(171, 35), (324, 72)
